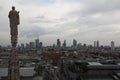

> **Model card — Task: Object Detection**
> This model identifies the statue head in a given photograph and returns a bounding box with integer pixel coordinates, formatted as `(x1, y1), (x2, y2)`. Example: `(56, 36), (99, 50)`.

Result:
(12, 6), (15, 10)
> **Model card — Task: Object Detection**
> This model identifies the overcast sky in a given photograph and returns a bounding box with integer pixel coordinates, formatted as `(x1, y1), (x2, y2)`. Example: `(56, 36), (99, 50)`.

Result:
(0, 0), (120, 46)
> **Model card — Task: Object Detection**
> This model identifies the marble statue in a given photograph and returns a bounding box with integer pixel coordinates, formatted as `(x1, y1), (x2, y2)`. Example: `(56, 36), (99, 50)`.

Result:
(8, 6), (19, 47)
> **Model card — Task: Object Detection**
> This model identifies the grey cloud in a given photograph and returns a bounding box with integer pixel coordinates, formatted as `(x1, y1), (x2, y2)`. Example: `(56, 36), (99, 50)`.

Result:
(16, 0), (38, 5)
(13, 0), (120, 46)
(51, 13), (120, 41)
(29, 16), (59, 24)
(1, 0), (120, 46)
(67, 12), (120, 28)
(35, 15), (45, 19)
(0, 6), (3, 10)
(0, 15), (9, 32)
(68, 0), (120, 17)
(20, 26), (47, 38)
(16, 0), (55, 6)
(81, 0), (120, 15)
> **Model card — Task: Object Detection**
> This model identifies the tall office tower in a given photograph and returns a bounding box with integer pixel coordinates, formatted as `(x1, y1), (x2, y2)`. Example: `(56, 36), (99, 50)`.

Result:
(26, 43), (29, 49)
(53, 44), (56, 49)
(94, 41), (97, 52)
(73, 39), (77, 48)
(111, 41), (115, 51)
(63, 40), (66, 48)
(97, 40), (99, 49)
(30, 42), (35, 49)
(35, 38), (39, 49)
(39, 42), (43, 48)
(83, 43), (87, 47)
(57, 39), (61, 48)
(77, 43), (82, 49)
(94, 41), (96, 48)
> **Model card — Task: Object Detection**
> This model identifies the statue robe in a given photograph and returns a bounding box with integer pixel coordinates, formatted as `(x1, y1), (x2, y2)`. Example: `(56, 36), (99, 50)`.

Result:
(8, 10), (19, 36)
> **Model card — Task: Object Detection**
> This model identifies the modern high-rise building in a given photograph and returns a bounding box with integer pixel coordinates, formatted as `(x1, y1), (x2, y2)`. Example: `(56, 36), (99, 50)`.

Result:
(30, 42), (35, 49)
(63, 40), (66, 48)
(111, 41), (115, 51)
(94, 41), (96, 48)
(73, 39), (77, 48)
(94, 41), (97, 52)
(53, 44), (56, 49)
(39, 42), (43, 48)
(35, 38), (39, 49)
(77, 43), (82, 49)
(26, 43), (29, 49)
(97, 40), (99, 49)
(57, 39), (61, 48)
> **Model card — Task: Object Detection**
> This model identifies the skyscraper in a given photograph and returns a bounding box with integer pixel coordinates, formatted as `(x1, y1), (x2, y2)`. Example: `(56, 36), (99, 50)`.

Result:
(63, 40), (66, 48)
(30, 42), (35, 49)
(26, 43), (30, 49)
(94, 41), (97, 51)
(111, 41), (115, 51)
(77, 43), (82, 49)
(57, 39), (61, 48)
(39, 42), (43, 48)
(73, 39), (77, 48)
(35, 38), (39, 49)
(97, 40), (99, 49)
(53, 44), (55, 49)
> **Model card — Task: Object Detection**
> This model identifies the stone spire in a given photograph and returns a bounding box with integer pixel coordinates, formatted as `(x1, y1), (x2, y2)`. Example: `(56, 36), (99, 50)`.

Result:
(8, 6), (20, 80)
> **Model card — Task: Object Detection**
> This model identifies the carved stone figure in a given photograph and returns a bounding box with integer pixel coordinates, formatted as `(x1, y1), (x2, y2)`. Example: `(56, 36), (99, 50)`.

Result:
(8, 6), (20, 80)
(8, 6), (19, 47)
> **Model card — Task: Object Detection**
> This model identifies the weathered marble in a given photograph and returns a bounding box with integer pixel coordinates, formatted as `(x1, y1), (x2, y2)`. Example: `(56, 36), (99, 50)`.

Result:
(8, 6), (20, 80)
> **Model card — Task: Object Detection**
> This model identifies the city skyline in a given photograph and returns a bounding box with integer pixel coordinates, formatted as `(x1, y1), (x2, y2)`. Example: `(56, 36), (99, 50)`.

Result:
(1, 0), (120, 46)
(16, 39), (117, 48)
